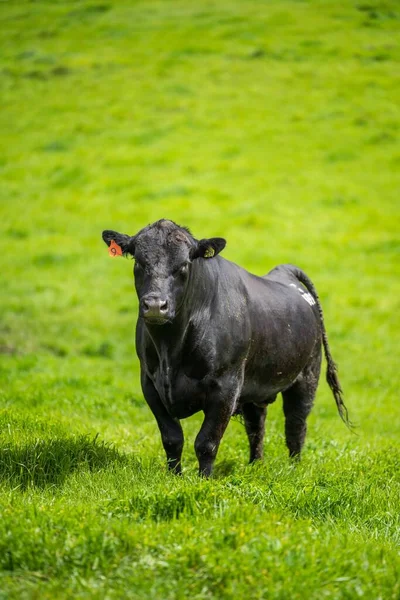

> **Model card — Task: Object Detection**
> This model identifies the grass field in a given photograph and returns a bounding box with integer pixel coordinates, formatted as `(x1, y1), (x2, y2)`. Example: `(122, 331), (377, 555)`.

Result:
(1, 0), (399, 597)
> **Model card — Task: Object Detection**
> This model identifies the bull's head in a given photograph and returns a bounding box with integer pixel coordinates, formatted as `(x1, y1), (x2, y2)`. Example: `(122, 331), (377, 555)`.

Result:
(102, 219), (226, 325)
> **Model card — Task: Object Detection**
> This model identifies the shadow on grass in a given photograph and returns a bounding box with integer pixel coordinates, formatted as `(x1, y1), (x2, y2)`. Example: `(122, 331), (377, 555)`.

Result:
(212, 459), (237, 478)
(0, 434), (130, 490)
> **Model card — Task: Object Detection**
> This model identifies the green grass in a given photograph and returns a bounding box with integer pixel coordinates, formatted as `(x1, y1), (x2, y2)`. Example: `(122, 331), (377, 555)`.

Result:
(1, 0), (399, 597)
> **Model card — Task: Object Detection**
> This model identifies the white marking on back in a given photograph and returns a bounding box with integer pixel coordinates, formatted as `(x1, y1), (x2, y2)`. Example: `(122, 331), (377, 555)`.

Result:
(289, 283), (316, 306)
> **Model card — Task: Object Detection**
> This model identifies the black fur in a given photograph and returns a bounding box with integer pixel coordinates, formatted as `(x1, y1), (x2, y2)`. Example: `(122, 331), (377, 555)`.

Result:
(102, 220), (350, 476)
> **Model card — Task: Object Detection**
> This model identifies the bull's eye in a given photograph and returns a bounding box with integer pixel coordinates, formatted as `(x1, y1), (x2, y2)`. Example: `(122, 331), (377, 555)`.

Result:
(179, 263), (189, 276)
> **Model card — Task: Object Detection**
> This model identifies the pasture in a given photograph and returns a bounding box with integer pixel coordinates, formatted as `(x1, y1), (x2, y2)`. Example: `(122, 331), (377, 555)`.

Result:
(0, 0), (399, 597)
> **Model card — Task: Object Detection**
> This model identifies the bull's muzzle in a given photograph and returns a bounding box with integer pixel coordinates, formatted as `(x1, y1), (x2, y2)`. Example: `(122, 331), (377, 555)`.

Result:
(140, 295), (171, 324)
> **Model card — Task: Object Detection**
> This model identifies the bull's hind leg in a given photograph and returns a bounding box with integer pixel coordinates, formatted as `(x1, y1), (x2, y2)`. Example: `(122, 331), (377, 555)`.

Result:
(242, 403), (267, 463)
(282, 348), (322, 458)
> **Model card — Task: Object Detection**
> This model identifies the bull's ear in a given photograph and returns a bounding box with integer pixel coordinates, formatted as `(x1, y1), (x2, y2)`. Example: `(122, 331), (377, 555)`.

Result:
(191, 237), (226, 260)
(102, 230), (135, 256)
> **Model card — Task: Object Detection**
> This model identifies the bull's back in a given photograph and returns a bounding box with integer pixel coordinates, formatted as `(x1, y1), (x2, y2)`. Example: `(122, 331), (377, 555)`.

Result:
(199, 259), (321, 378)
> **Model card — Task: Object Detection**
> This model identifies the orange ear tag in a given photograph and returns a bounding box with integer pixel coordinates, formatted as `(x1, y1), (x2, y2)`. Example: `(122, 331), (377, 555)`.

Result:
(108, 239), (123, 257)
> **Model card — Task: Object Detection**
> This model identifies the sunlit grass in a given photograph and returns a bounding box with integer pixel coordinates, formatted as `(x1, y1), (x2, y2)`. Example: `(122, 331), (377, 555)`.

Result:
(0, 0), (399, 597)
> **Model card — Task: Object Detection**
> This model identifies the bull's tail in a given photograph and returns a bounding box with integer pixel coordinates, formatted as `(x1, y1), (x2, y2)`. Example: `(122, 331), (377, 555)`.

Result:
(287, 265), (352, 429)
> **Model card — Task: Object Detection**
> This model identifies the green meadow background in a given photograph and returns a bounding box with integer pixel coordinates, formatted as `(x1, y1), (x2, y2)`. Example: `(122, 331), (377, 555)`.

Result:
(1, 1), (399, 598)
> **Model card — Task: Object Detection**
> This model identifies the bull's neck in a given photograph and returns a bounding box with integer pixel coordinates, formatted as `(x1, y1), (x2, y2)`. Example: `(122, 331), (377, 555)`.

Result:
(182, 257), (219, 318)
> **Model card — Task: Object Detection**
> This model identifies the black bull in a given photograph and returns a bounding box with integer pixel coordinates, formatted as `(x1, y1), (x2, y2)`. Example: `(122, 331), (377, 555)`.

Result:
(102, 219), (349, 477)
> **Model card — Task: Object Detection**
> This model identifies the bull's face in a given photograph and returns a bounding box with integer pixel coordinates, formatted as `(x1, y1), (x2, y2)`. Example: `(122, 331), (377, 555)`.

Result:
(102, 220), (226, 325)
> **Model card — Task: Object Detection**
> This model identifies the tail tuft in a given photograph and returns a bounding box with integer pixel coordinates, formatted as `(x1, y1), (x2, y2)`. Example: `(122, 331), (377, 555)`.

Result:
(326, 359), (352, 429)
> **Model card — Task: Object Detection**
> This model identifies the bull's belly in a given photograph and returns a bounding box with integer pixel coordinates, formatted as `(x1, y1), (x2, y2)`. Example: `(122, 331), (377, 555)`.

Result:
(239, 376), (291, 405)
(151, 365), (297, 418)
(152, 370), (293, 418)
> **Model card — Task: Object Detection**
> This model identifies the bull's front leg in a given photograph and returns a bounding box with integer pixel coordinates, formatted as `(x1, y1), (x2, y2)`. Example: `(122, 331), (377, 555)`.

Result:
(194, 377), (240, 477)
(141, 374), (184, 474)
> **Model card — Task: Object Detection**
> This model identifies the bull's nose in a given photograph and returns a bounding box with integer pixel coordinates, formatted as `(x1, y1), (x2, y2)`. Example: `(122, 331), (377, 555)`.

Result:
(141, 297), (169, 319)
